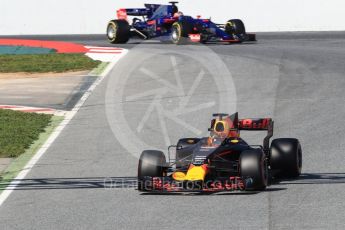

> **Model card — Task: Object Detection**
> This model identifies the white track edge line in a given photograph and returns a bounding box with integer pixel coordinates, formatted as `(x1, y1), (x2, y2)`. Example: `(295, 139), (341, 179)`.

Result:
(0, 49), (128, 206)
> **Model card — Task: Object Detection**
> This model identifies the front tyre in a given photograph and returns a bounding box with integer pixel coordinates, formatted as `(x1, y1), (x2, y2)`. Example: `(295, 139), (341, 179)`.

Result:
(107, 20), (130, 44)
(225, 19), (246, 35)
(240, 150), (268, 191)
(137, 150), (166, 191)
(171, 21), (192, 45)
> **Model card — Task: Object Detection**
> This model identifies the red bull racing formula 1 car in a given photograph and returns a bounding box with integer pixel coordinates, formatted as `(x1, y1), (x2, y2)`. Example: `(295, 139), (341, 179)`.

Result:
(137, 113), (302, 193)
(107, 2), (256, 44)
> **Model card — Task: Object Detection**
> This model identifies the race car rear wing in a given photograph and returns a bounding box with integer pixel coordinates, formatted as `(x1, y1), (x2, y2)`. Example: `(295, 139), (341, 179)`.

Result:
(238, 118), (273, 131)
(238, 118), (274, 154)
(117, 8), (148, 20)
(117, 4), (162, 19)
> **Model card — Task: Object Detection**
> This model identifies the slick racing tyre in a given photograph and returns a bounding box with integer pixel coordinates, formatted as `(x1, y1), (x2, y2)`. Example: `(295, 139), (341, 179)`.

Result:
(240, 149), (268, 191)
(171, 21), (193, 45)
(225, 19), (246, 36)
(137, 150), (166, 191)
(270, 138), (302, 178)
(176, 138), (200, 169)
(107, 20), (130, 44)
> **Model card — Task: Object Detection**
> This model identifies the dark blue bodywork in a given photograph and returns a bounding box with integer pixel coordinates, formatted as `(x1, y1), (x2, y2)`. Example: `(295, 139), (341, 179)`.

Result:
(118, 3), (255, 43)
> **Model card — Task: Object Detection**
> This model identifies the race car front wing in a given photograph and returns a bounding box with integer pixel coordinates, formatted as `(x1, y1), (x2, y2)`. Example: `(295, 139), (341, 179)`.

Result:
(138, 176), (252, 192)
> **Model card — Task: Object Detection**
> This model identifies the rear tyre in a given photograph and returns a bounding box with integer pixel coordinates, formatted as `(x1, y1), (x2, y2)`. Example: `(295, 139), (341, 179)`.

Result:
(240, 150), (268, 191)
(107, 20), (130, 44)
(137, 150), (166, 191)
(270, 138), (302, 178)
(225, 19), (246, 35)
(171, 21), (193, 45)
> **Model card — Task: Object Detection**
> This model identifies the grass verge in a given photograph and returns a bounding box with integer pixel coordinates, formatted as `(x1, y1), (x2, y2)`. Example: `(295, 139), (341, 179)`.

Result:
(0, 109), (52, 158)
(0, 116), (63, 190)
(0, 53), (101, 73)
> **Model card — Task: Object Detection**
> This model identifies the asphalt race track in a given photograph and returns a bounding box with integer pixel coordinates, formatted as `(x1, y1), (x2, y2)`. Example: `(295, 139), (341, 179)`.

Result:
(0, 32), (345, 229)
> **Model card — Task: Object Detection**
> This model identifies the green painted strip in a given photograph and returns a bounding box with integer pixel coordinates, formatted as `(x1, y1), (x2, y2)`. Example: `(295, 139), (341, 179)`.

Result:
(89, 62), (109, 76)
(0, 116), (64, 191)
(0, 45), (56, 55)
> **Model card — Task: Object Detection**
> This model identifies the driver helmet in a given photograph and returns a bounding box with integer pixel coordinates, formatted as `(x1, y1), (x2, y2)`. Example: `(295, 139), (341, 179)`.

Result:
(173, 11), (184, 18)
(212, 120), (230, 139)
(210, 116), (239, 139)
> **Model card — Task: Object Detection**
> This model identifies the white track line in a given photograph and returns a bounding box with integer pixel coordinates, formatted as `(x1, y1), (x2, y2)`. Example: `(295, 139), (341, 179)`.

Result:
(84, 46), (123, 50)
(0, 49), (128, 206)
(85, 45), (126, 62)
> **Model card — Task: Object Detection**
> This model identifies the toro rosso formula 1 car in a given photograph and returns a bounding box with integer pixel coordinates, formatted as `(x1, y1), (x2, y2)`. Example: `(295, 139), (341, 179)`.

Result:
(107, 2), (256, 44)
(138, 113), (302, 193)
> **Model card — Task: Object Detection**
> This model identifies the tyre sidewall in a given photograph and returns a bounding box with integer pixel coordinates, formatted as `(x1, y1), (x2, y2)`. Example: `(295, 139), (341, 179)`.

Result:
(225, 19), (246, 35)
(171, 22), (191, 45)
(138, 150), (166, 178)
(270, 138), (302, 178)
(107, 20), (130, 44)
(137, 150), (166, 191)
(240, 150), (268, 190)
